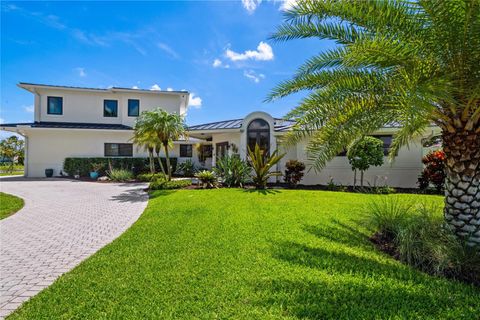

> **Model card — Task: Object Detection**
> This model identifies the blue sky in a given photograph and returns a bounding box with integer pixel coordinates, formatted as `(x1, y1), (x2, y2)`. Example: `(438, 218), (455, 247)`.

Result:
(1, 0), (334, 129)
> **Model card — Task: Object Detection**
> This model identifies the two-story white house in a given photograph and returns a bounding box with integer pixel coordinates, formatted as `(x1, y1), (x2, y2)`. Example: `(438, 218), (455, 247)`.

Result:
(1, 83), (440, 187)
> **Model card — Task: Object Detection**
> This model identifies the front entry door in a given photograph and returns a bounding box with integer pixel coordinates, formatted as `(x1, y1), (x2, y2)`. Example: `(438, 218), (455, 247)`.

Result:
(216, 142), (229, 160)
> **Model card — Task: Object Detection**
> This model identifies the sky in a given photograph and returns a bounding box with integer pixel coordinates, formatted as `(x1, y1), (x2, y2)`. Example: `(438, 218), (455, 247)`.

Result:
(1, 0), (335, 133)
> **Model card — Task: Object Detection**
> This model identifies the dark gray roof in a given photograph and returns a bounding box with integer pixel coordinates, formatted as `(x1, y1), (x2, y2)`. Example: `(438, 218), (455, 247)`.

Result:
(18, 82), (188, 94)
(188, 118), (296, 132)
(1, 122), (133, 130)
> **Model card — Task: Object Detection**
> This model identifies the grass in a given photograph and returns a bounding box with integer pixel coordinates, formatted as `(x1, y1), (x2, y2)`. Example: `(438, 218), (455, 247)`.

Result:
(9, 190), (480, 319)
(0, 192), (24, 219)
(0, 164), (24, 176)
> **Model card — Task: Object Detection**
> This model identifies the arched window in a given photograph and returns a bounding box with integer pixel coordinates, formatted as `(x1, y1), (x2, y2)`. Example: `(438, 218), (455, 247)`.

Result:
(247, 119), (270, 153)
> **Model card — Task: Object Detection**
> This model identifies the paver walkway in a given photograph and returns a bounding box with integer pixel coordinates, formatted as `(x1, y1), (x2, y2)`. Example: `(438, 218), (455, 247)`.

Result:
(0, 178), (148, 318)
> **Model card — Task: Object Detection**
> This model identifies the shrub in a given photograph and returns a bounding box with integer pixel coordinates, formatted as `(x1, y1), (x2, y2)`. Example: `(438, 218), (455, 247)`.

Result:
(176, 159), (196, 177)
(417, 150), (445, 192)
(63, 157), (177, 177)
(366, 197), (480, 284)
(107, 169), (134, 182)
(149, 179), (191, 190)
(137, 173), (167, 182)
(195, 170), (217, 189)
(284, 160), (306, 187)
(213, 155), (251, 187)
(247, 144), (285, 189)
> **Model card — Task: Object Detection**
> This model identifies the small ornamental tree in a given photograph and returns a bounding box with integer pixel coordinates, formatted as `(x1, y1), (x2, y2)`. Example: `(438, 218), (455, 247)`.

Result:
(284, 160), (306, 188)
(347, 136), (384, 187)
(418, 150), (446, 193)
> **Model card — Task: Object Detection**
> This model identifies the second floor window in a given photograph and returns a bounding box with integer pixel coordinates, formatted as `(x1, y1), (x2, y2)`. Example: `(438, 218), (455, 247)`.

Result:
(104, 100), (118, 117)
(47, 96), (63, 115)
(128, 99), (140, 117)
(180, 144), (193, 157)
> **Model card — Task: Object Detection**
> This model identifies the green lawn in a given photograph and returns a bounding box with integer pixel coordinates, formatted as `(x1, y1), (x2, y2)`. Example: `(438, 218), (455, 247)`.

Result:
(0, 165), (24, 176)
(0, 192), (24, 219)
(9, 190), (480, 319)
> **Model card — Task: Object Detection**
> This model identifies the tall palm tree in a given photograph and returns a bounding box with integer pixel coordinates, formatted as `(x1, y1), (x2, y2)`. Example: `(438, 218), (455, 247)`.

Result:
(134, 108), (186, 180)
(267, 0), (480, 246)
(131, 127), (157, 174)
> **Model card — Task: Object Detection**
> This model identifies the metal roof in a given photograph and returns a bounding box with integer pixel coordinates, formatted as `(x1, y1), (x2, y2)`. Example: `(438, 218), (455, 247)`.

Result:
(188, 118), (296, 132)
(18, 82), (188, 94)
(0, 122), (133, 130)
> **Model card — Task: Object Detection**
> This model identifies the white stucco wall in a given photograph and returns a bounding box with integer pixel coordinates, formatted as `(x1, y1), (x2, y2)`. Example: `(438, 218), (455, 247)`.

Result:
(277, 136), (425, 188)
(23, 128), (203, 177)
(34, 88), (187, 126)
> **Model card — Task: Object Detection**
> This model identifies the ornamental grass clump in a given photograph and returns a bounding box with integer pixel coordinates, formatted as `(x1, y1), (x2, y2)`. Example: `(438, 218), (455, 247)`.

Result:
(107, 169), (134, 182)
(367, 197), (480, 285)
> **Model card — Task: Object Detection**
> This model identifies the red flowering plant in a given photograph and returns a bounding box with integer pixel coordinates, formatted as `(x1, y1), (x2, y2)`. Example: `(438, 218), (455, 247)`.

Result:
(417, 150), (446, 192)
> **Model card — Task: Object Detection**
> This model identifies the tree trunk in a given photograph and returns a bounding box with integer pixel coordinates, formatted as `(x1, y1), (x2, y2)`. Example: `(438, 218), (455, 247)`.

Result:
(163, 143), (172, 181)
(442, 129), (480, 247)
(353, 169), (357, 189)
(360, 170), (364, 188)
(148, 147), (155, 174)
(154, 145), (166, 176)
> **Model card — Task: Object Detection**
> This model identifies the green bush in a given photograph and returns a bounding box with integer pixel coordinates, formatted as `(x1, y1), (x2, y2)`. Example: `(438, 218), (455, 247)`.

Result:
(195, 170), (217, 189)
(367, 197), (480, 284)
(149, 179), (191, 190)
(107, 169), (134, 182)
(137, 173), (167, 182)
(176, 159), (196, 177)
(63, 157), (177, 177)
(213, 155), (251, 187)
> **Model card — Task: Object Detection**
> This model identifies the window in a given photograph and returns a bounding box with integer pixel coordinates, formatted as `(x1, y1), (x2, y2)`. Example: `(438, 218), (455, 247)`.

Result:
(128, 99), (140, 117)
(104, 143), (133, 156)
(247, 119), (270, 153)
(180, 144), (193, 157)
(104, 100), (118, 117)
(47, 96), (63, 115)
(373, 135), (393, 155)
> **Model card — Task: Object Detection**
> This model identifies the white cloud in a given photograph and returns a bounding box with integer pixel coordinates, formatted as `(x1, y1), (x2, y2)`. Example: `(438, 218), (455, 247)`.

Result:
(157, 42), (179, 59)
(188, 93), (202, 109)
(132, 86), (139, 89)
(150, 84), (161, 91)
(23, 105), (34, 113)
(242, 0), (262, 13)
(167, 87), (173, 91)
(212, 58), (230, 69)
(280, 0), (298, 11)
(243, 70), (265, 83)
(75, 67), (86, 77)
(0, 118), (4, 124)
(225, 41), (274, 62)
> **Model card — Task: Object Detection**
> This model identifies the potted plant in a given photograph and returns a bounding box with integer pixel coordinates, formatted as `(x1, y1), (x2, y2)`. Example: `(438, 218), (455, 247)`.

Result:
(45, 168), (54, 177)
(90, 163), (103, 180)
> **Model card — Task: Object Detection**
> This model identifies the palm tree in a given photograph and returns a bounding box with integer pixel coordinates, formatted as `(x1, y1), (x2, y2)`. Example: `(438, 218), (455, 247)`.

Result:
(268, 0), (480, 246)
(131, 127), (156, 174)
(134, 108), (186, 181)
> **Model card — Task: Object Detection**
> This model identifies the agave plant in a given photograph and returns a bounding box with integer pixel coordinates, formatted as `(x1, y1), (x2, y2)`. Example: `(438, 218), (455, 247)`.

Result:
(247, 144), (285, 189)
(213, 154), (251, 187)
(268, 0), (480, 246)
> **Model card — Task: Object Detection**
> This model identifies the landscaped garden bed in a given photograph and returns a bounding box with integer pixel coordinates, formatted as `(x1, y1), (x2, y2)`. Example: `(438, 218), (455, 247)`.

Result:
(9, 190), (479, 319)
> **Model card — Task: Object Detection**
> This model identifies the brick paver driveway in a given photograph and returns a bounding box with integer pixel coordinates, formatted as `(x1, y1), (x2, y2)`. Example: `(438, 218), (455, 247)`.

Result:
(0, 177), (148, 318)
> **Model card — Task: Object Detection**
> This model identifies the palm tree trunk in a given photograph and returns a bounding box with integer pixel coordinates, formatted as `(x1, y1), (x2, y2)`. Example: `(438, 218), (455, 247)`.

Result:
(154, 150), (166, 176)
(148, 147), (155, 174)
(442, 129), (480, 247)
(163, 143), (172, 181)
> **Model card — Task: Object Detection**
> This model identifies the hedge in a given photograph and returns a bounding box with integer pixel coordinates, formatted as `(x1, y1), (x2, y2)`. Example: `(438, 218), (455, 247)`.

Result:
(149, 179), (191, 190)
(63, 157), (178, 177)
